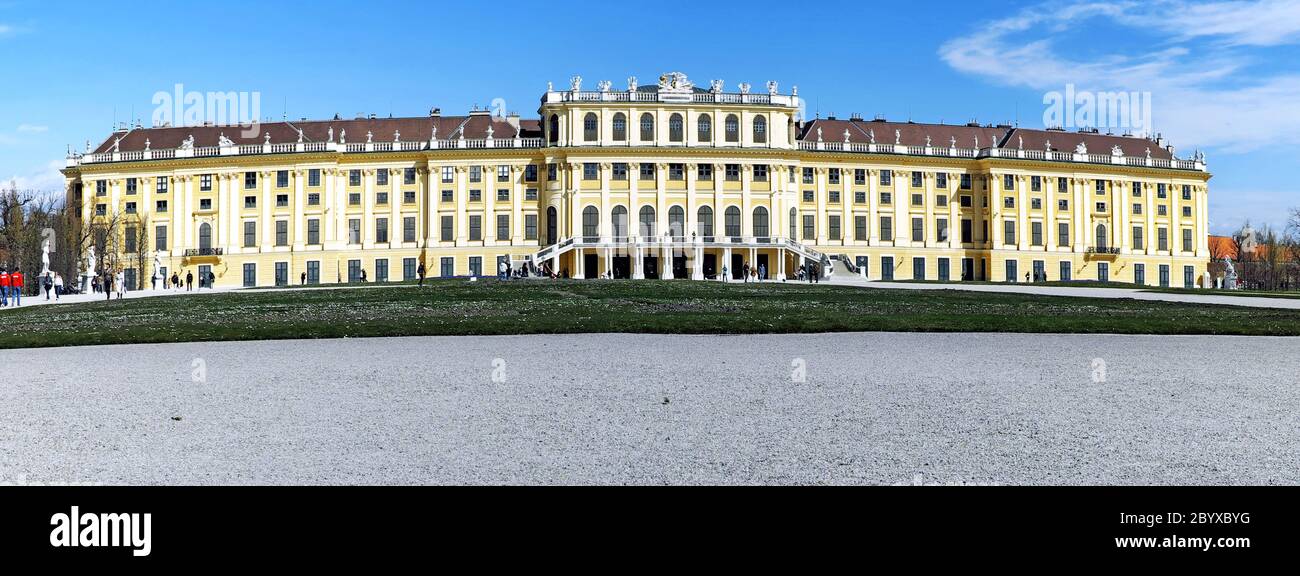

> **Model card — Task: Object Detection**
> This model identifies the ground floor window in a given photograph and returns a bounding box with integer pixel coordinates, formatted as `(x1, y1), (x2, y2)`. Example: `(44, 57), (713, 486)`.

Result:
(469, 256), (483, 277)
(403, 258), (417, 280)
(375, 259), (388, 283)
(1098, 262), (1110, 282)
(881, 256), (894, 281)
(1134, 263), (1145, 285)
(1184, 265), (1195, 289)
(307, 261), (320, 284)
(1159, 264), (1170, 287)
(912, 257), (925, 281)
(855, 256), (869, 277)
(938, 258), (950, 282)
(1005, 260), (1018, 282)
(275, 262), (288, 286)
(198, 265), (211, 287)
(348, 259), (362, 282)
(1060, 261), (1072, 282)
(1032, 260), (1045, 282)
(124, 268), (136, 291)
(441, 257), (454, 277)
(243, 263), (256, 287)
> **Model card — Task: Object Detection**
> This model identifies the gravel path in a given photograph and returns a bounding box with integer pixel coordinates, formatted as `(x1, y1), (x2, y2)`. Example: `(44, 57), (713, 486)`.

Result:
(2, 333), (1296, 485)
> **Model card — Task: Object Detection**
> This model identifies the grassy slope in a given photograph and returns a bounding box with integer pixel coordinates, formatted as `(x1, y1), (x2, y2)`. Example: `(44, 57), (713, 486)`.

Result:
(3, 279), (1298, 349)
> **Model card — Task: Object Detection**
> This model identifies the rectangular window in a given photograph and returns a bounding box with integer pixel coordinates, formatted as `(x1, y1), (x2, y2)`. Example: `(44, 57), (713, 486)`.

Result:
(498, 165), (510, 182)
(441, 216), (454, 241)
(1096, 202), (1107, 212)
(1182, 206), (1192, 218)
(1133, 203), (1142, 215)
(403, 168), (415, 185)
(1058, 222), (1070, 247)
(308, 193), (320, 206)
(497, 214), (509, 239)
(525, 188), (538, 201)
(1031, 221), (1043, 246)
(828, 215), (841, 241)
(829, 190), (840, 203)
(347, 259), (361, 283)
(911, 217), (923, 242)
(1158, 227), (1168, 251)
(441, 257), (454, 278)
(275, 220), (288, 246)
(156, 177), (169, 193)
(880, 169), (892, 185)
(403, 258), (417, 281)
(125, 201), (137, 214)
(1182, 229), (1193, 252)
(469, 256), (482, 277)
(547, 164), (557, 181)
(613, 163), (628, 180)
(244, 196), (256, 209)
(936, 194), (948, 207)
(1004, 220), (1016, 245)
(854, 191), (866, 204)
(469, 189), (481, 202)
(402, 190), (416, 204)
(1134, 263), (1145, 285)
(725, 164), (740, 181)
(276, 194), (289, 207)
(96, 181), (108, 196)
(1006, 259), (1018, 282)
(1058, 199), (1068, 211)
(1157, 183), (1168, 198)
(961, 219), (973, 243)
(855, 215), (867, 240)
(802, 167), (814, 184)
(348, 219), (361, 244)
(376, 192), (389, 205)
(879, 216), (893, 241)
(441, 190), (454, 202)
(802, 214), (815, 240)
(803, 190), (815, 202)
(1004, 197), (1015, 209)
(1058, 178), (1068, 194)
(1096, 180), (1107, 195)
(639, 163), (655, 180)
(469, 215), (482, 241)
(441, 166), (454, 183)
(936, 172), (948, 189)
(828, 168), (840, 185)
(1031, 176), (1041, 192)
(1004, 174), (1014, 190)
(911, 172), (922, 188)
(199, 199), (212, 210)
(307, 261), (320, 284)
(243, 263), (256, 287)
(497, 189), (510, 202)
(307, 169), (320, 187)
(697, 164), (713, 180)
(911, 193), (923, 206)
(243, 221), (256, 247)
(854, 169), (866, 185)
(155, 226), (167, 251)
(913, 257), (925, 281)
(1132, 226), (1144, 250)
(583, 163), (598, 180)
(376, 217), (389, 243)
(275, 262), (288, 287)
(403, 217), (416, 243)
(670, 163), (685, 180)
(1031, 198), (1042, 210)
(156, 200), (169, 213)
(1132, 181), (1142, 197)
(375, 259), (389, 283)
(245, 171), (257, 189)
(1060, 261), (1072, 281)
(307, 219), (320, 245)
(126, 178), (137, 195)
(937, 218), (948, 242)
(753, 164), (768, 182)
(376, 170), (388, 186)
(880, 192), (892, 205)
(349, 169), (361, 186)
(124, 227), (137, 253)
(960, 174), (971, 190)
(960, 195), (972, 208)
(524, 164), (537, 182)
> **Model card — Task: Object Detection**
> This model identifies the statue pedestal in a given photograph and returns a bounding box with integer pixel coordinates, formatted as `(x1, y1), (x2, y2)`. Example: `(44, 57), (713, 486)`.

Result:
(81, 274), (94, 293)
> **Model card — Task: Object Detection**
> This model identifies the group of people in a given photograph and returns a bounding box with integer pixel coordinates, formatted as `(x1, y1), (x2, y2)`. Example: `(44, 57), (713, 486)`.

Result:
(89, 269), (127, 300)
(161, 269), (212, 291)
(0, 267), (26, 307)
(795, 263), (822, 283)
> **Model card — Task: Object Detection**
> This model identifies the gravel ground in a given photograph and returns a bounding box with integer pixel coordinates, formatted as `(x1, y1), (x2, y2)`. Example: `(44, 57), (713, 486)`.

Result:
(2, 333), (1297, 485)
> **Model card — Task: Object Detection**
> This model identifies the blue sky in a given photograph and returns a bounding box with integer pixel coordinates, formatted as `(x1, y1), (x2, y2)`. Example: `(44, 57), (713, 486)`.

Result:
(2, 0), (1298, 234)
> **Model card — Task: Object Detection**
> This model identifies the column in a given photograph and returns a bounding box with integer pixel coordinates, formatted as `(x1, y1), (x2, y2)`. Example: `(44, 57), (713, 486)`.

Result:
(293, 170), (306, 247)
(261, 171), (272, 252)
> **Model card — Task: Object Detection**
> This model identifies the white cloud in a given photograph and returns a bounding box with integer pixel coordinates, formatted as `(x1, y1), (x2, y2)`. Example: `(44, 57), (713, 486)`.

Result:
(5, 159), (67, 198)
(16, 124), (47, 133)
(938, 0), (1300, 153)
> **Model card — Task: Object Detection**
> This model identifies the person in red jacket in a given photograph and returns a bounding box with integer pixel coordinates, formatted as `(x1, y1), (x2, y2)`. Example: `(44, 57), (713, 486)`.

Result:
(10, 269), (23, 306)
(0, 267), (10, 307)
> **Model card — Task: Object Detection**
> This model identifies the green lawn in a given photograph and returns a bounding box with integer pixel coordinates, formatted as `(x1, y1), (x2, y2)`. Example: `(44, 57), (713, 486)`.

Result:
(1142, 287), (1300, 299)
(3, 279), (1299, 349)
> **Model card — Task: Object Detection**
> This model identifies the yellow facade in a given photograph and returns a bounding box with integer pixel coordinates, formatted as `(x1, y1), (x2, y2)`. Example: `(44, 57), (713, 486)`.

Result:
(62, 73), (1210, 288)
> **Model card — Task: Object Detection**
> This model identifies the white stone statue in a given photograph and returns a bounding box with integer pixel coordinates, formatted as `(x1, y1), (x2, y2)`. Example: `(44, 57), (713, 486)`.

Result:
(710, 79), (724, 93)
(738, 82), (751, 94)
(486, 125), (494, 139)
(264, 132), (271, 144)
(1017, 135), (1024, 149)
(297, 128), (304, 143)
(816, 126), (823, 142)
(925, 135), (932, 147)
(367, 131), (373, 143)
(181, 134), (195, 149)
(1075, 141), (1088, 154)
(144, 139), (151, 151)
(1111, 144), (1124, 156)
(1145, 147), (1151, 159)
(844, 129), (851, 143)
(394, 130), (401, 142)
(328, 127), (334, 142)
(84, 245), (96, 277)
(570, 75), (583, 91)
(340, 129), (346, 144)
(1045, 139), (1052, 151)
(869, 129), (876, 144)
(152, 254), (162, 285)
(597, 79), (612, 92)
(767, 80), (778, 95)
(974, 135), (980, 148)
(218, 132), (233, 147)
(113, 137), (121, 152)
(40, 238), (51, 276)
(894, 129), (901, 145)
(627, 76), (637, 91)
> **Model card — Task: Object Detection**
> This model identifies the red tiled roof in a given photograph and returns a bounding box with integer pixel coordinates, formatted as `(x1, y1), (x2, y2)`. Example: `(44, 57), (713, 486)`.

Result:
(796, 119), (1174, 159)
(1005, 128), (1172, 160)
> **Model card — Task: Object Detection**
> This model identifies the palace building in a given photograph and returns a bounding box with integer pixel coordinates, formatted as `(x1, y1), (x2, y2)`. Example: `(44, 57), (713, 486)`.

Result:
(62, 72), (1211, 288)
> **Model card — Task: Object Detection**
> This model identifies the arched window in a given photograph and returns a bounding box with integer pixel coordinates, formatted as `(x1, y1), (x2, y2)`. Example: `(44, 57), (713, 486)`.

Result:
(668, 114), (684, 142)
(668, 206), (685, 240)
(611, 206), (629, 239)
(1096, 223), (1108, 250)
(638, 205), (656, 237)
(639, 113), (655, 141)
(583, 113), (598, 142)
(725, 114), (739, 143)
(582, 205), (599, 241)
(789, 208), (797, 239)
(548, 114), (559, 144)
(546, 206), (558, 245)
(199, 222), (212, 251)
(612, 113), (627, 141)
(725, 206), (741, 238)
(753, 116), (767, 144)
(697, 114), (712, 142)
(753, 206), (769, 237)
(697, 206), (714, 238)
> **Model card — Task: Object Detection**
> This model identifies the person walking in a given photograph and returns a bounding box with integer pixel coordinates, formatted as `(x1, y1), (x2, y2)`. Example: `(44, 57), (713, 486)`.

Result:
(104, 270), (113, 301)
(185, 270), (193, 291)
(360, 268), (367, 283)
(171, 272), (179, 290)
(0, 267), (9, 307)
(300, 271), (306, 286)
(54, 273), (63, 300)
(207, 270), (216, 289)
(11, 268), (23, 306)
(43, 272), (53, 300)
(417, 261), (426, 287)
